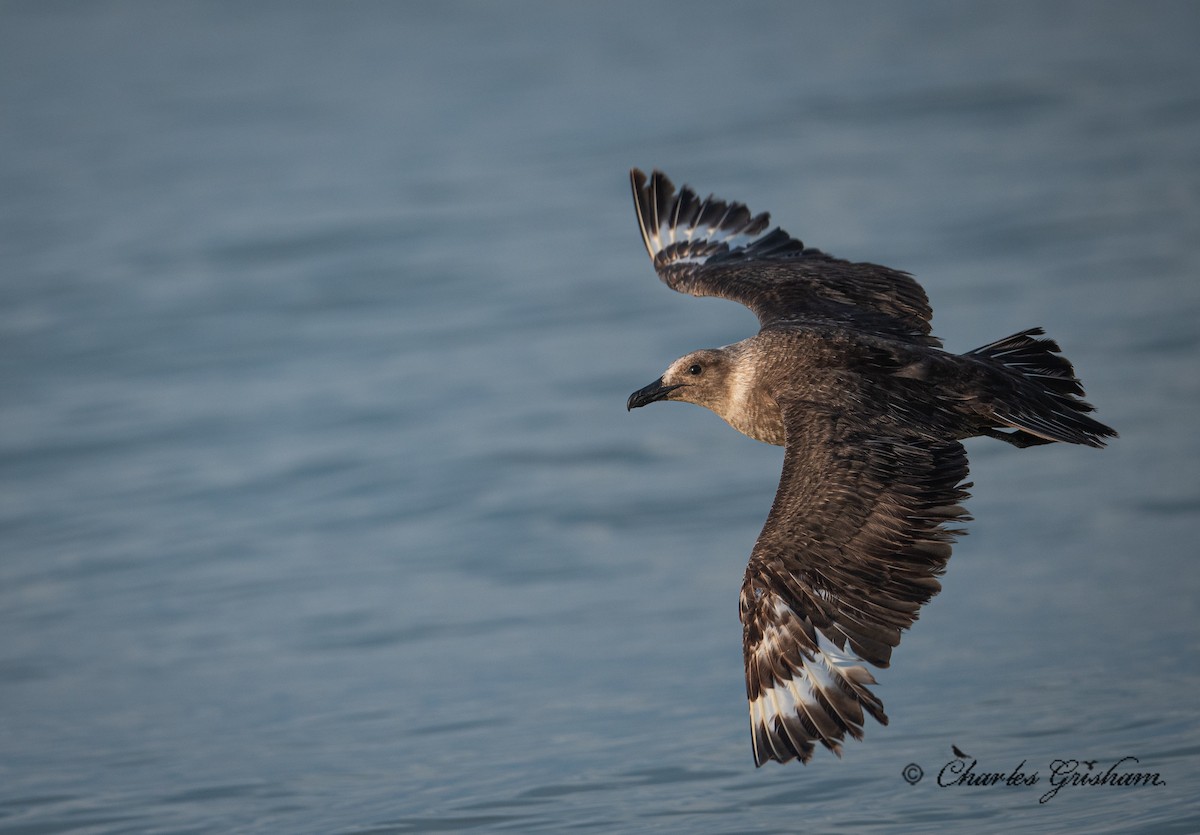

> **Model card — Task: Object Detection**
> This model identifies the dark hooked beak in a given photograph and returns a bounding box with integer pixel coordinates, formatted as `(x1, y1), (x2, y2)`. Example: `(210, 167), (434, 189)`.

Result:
(627, 378), (684, 411)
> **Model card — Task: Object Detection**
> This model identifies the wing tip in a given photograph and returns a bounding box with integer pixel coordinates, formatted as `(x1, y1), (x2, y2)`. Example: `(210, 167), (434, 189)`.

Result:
(629, 167), (655, 261)
(628, 167), (782, 270)
(744, 590), (891, 766)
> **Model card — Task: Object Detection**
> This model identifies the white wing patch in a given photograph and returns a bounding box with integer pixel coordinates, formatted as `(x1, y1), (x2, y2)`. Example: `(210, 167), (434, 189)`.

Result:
(746, 594), (883, 765)
(631, 170), (771, 269)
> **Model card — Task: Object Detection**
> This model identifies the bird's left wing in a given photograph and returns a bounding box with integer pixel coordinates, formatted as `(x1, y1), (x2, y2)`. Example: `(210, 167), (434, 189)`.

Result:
(740, 397), (971, 765)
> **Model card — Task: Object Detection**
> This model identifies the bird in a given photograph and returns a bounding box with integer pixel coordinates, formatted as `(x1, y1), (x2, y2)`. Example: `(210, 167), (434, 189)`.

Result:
(625, 169), (1116, 767)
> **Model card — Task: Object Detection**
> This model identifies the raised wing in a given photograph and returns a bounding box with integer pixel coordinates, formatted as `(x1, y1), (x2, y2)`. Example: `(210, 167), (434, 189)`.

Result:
(630, 168), (939, 345)
(740, 398), (971, 765)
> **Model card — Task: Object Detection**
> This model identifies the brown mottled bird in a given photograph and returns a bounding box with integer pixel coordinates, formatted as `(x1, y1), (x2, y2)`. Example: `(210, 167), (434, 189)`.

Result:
(625, 169), (1115, 766)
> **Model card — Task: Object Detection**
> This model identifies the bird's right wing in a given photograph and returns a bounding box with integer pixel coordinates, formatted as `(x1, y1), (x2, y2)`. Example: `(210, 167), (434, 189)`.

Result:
(740, 396), (971, 765)
(630, 168), (939, 345)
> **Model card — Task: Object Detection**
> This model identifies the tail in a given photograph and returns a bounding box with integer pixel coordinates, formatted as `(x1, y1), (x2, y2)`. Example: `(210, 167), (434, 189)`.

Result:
(967, 328), (1117, 448)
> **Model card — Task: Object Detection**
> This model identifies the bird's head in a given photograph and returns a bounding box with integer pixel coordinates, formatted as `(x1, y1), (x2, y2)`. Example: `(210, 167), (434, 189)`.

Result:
(626, 348), (735, 413)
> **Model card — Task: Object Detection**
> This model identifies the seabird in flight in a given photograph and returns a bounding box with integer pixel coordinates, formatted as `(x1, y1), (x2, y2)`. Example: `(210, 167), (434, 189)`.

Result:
(625, 169), (1115, 766)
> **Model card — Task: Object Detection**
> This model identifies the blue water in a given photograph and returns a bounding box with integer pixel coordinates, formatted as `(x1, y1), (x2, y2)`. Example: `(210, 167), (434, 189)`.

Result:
(2, 2), (1198, 832)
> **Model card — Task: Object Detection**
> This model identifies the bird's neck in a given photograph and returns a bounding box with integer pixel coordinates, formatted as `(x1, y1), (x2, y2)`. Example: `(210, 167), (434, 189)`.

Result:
(721, 362), (786, 446)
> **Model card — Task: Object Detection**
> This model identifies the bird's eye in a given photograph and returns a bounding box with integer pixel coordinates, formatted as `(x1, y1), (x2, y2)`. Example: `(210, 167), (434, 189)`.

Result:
(688, 364), (703, 376)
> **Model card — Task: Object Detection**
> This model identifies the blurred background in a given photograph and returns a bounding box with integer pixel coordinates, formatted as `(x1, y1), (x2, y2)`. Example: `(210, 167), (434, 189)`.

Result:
(1, 2), (1197, 832)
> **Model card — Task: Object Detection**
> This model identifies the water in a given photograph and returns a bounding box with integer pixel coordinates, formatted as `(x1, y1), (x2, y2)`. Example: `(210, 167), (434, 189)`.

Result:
(2, 2), (1198, 832)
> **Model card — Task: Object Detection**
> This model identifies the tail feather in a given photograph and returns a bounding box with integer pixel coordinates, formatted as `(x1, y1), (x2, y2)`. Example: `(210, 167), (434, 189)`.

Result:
(968, 328), (1116, 448)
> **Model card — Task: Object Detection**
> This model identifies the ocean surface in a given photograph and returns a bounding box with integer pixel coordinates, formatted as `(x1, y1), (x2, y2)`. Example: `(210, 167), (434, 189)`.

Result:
(2, 2), (1198, 832)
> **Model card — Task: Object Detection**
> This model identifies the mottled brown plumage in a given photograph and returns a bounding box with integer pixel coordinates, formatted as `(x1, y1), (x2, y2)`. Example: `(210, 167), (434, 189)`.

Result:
(625, 169), (1116, 766)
